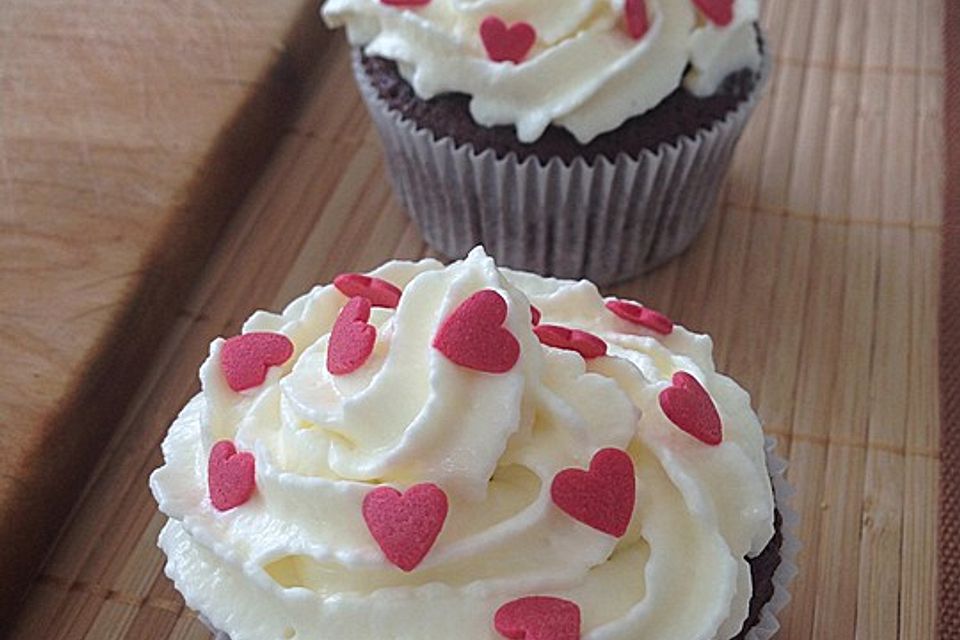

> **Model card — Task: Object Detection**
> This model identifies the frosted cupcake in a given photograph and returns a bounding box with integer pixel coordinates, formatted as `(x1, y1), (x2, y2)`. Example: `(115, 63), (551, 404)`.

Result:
(150, 248), (795, 640)
(320, 0), (770, 284)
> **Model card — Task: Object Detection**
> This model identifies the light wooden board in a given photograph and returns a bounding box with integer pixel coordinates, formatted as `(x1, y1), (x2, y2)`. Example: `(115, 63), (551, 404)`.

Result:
(6, 0), (944, 636)
(0, 0), (328, 621)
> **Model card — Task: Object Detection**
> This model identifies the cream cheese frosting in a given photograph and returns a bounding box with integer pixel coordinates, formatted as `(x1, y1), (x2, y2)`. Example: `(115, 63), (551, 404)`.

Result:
(321, 0), (762, 143)
(150, 247), (775, 640)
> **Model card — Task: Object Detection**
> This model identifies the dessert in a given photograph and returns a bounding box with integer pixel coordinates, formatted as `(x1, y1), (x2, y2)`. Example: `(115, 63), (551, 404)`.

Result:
(150, 248), (794, 639)
(319, 0), (771, 283)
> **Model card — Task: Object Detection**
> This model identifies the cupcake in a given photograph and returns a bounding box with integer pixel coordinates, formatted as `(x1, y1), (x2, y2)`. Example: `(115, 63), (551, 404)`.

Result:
(320, 0), (770, 284)
(150, 247), (795, 640)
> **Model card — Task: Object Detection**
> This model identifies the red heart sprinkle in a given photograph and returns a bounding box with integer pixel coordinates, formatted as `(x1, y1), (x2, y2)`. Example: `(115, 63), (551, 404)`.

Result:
(692, 0), (734, 26)
(220, 332), (294, 392)
(327, 297), (376, 375)
(551, 448), (635, 537)
(208, 440), (256, 511)
(534, 324), (607, 359)
(605, 300), (674, 335)
(334, 273), (402, 309)
(530, 304), (542, 326)
(494, 596), (581, 640)
(433, 290), (521, 373)
(362, 483), (448, 572)
(659, 372), (723, 445)
(624, 0), (650, 39)
(380, 0), (430, 5)
(480, 17), (536, 64)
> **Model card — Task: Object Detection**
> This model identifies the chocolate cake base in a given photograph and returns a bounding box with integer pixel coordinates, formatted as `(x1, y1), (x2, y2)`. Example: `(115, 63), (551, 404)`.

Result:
(353, 29), (769, 283)
(360, 54), (759, 164)
(735, 509), (784, 639)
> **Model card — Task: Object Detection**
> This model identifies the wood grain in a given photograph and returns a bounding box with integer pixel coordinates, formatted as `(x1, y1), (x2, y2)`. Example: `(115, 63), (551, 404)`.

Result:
(5, 0), (945, 636)
(0, 0), (328, 624)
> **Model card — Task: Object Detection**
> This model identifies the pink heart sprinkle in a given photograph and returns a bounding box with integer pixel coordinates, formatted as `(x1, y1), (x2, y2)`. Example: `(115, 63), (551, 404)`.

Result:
(551, 448), (635, 537)
(605, 299), (674, 335)
(363, 483), (448, 572)
(530, 304), (542, 326)
(534, 324), (607, 359)
(220, 332), (294, 392)
(480, 17), (536, 64)
(494, 596), (581, 640)
(208, 440), (256, 511)
(327, 297), (376, 375)
(659, 372), (723, 445)
(334, 273), (403, 309)
(692, 0), (734, 26)
(624, 0), (650, 39)
(433, 289), (521, 373)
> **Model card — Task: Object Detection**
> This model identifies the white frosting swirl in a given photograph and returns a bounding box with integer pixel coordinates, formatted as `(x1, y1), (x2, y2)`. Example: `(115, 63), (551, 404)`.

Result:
(150, 247), (774, 640)
(321, 0), (762, 143)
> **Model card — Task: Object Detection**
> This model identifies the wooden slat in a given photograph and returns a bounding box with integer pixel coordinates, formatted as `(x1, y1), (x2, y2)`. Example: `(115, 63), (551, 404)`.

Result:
(0, 0), (330, 621)
(6, 0), (944, 636)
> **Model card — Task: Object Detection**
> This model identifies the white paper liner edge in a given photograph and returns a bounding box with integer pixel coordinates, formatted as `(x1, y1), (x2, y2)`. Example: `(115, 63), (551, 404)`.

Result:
(741, 437), (800, 640)
(200, 614), (231, 640)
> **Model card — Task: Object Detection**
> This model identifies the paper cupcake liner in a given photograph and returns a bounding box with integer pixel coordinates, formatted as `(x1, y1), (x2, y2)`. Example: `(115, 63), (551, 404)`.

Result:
(354, 44), (771, 285)
(744, 437), (800, 640)
(202, 437), (797, 640)
(199, 615), (230, 639)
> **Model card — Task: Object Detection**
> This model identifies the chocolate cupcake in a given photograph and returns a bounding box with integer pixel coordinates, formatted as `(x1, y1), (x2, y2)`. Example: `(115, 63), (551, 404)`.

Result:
(150, 248), (797, 640)
(322, 1), (769, 284)
(322, 0), (770, 284)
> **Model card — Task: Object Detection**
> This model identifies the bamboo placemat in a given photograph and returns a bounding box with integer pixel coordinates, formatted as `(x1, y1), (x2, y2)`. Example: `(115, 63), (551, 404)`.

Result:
(6, 0), (944, 637)
(939, 0), (959, 635)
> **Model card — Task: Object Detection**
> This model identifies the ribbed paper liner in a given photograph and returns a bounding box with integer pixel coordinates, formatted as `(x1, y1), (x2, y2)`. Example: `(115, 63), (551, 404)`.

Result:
(200, 437), (797, 640)
(743, 437), (799, 640)
(200, 616), (230, 640)
(354, 45), (770, 285)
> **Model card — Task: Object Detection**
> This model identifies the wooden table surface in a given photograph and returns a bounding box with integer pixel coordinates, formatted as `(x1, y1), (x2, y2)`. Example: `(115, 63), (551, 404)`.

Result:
(4, 0), (945, 637)
(0, 0), (327, 621)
